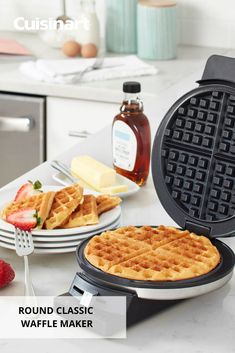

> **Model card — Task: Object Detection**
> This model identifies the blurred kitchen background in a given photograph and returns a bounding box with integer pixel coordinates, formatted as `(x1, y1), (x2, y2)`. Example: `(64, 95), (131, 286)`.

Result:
(0, 0), (235, 188)
(0, 0), (235, 48)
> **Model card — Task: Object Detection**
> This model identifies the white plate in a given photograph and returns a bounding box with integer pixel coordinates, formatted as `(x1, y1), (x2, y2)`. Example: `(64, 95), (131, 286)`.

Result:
(0, 219), (121, 248)
(0, 238), (78, 254)
(0, 214), (121, 242)
(0, 218), (121, 245)
(53, 172), (140, 198)
(0, 185), (121, 236)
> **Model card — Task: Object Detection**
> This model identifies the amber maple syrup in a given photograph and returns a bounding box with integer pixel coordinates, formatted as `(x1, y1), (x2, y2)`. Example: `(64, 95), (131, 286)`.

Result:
(112, 82), (151, 186)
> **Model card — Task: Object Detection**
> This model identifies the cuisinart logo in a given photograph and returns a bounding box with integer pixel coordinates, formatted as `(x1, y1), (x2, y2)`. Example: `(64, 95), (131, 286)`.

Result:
(14, 17), (88, 31)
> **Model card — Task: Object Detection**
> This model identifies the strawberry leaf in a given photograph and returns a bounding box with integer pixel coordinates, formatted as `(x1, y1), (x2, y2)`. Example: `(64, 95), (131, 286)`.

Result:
(33, 210), (42, 227)
(36, 217), (42, 227)
(33, 180), (42, 190)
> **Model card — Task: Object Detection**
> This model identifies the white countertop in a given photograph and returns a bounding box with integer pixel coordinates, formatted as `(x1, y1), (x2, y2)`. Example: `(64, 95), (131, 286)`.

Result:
(0, 32), (233, 138)
(0, 32), (234, 352)
(0, 31), (230, 103)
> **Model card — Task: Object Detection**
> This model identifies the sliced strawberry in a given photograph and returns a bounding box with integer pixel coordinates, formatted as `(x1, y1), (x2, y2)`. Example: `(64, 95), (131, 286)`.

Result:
(0, 260), (15, 289)
(14, 180), (42, 202)
(6, 209), (41, 231)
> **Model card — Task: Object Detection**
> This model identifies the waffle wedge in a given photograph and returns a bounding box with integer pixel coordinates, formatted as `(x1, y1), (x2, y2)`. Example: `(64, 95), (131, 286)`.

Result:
(84, 230), (152, 272)
(63, 195), (99, 228)
(2, 191), (55, 229)
(45, 184), (83, 230)
(110, 225), (190, 249)
(85, 226), (221, 281)
(96, 194), (122, 216)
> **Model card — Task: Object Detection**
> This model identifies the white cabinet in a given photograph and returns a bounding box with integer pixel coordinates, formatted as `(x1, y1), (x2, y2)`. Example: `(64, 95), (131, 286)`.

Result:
(47, 97), (118, 159)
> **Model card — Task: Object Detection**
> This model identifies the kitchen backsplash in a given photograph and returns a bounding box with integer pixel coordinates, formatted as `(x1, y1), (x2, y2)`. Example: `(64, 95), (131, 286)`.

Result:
(0, 0), (235, 49)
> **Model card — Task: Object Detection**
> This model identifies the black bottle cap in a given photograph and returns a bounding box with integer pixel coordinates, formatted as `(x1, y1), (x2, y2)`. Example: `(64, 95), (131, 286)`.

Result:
(123, 81), (141, 93)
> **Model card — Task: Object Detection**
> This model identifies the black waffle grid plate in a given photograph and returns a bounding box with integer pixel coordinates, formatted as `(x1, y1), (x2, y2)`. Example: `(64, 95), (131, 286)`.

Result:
(152, 84), (235, 238)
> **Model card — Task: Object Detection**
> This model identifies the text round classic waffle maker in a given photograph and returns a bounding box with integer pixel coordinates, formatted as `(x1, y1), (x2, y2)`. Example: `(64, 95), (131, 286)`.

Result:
(59, 55), (235, 327)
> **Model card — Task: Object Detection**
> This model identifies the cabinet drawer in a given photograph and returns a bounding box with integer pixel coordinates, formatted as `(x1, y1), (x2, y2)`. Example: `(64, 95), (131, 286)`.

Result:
(47, 97), (118, 159)
(0, 93), (45, 187)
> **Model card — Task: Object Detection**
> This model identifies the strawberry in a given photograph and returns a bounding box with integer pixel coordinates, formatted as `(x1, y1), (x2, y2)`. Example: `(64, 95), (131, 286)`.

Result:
(6, 209), (41, 231)
(14, 180), (42, 202)
(0, 260), (15, 289)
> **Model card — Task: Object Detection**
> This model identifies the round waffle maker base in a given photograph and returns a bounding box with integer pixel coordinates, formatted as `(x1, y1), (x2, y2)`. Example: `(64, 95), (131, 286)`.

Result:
(76, 229), (235, 300)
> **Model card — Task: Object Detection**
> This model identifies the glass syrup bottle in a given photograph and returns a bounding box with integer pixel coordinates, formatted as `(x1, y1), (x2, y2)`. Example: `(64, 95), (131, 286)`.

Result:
(112, 81), (151, 186)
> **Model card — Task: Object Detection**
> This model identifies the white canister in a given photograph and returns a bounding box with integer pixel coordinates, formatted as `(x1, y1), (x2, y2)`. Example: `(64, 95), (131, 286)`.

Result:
(137, 0), (177, 60)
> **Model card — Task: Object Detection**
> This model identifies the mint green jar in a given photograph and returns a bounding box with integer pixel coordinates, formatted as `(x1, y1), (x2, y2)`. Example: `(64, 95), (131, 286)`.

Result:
(137, 0), (177, 60)
(106, 0), (137, 54)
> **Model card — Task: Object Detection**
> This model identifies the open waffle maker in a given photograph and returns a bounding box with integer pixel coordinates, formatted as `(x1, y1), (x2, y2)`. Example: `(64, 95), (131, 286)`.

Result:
(62, 55), (235, 326)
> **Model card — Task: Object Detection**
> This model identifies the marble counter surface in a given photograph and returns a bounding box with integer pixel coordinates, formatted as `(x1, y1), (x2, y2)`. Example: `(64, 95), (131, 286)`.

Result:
(0, 32), (228, 103)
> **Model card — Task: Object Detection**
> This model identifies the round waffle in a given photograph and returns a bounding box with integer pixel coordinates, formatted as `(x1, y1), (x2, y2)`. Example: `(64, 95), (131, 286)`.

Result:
(84, 226), (221, 281)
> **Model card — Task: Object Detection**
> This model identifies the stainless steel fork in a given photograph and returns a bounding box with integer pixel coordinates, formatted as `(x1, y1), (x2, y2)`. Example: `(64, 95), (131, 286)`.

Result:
(71, 57), (104, 83)
(14, 228), (35, 297)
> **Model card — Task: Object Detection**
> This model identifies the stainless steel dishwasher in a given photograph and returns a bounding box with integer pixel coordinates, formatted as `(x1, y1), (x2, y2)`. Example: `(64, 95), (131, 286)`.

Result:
(0, 93), (46, 187)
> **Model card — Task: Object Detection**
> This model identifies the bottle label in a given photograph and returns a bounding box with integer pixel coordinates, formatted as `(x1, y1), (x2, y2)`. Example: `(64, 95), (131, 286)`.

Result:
(112, 121), (137, 171)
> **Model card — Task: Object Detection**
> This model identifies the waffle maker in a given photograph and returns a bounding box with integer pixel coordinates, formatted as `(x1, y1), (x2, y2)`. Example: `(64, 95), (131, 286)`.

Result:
(60, 55), (235, 327)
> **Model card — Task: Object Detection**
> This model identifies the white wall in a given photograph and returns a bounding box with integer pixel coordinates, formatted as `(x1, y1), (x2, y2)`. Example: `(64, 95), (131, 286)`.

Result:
(0, 0), (234, 49)
(177, 0), (235, 48)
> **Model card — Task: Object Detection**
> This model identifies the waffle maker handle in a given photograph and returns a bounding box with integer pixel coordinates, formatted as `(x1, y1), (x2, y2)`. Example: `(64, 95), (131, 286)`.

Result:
(197, 55), (235, 86)
(69, 273), (136, 306)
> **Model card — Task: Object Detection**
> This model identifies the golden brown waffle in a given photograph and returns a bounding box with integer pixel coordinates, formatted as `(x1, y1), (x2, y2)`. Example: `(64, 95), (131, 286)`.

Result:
(85, 226), (221, 281)
(96, 194), (122, 216)
(45, 184), (83, 230)
(111, 225), (190, 249)
(2, 192), (55, 229)
(84, 231), (152, 272)
(63, 194), (99, 228)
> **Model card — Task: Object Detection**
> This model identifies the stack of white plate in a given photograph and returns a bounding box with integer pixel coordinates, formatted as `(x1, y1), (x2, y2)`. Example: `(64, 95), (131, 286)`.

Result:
(0, 186), (122, 254)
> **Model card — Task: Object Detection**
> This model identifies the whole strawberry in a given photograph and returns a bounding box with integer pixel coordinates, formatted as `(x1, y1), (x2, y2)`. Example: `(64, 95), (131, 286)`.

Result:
(14, 180), (42, 202)
(0, 260), (15, 289)
(6, 209), (41, 231)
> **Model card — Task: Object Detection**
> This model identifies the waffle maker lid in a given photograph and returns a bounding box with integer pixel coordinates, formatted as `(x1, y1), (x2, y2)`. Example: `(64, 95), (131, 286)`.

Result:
(152, 55), (235, 238)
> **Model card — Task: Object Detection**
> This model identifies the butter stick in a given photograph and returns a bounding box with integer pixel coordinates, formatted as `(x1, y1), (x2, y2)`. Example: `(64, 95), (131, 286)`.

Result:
(71, 156), (116, 190)
(100, 184), (128, 194)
